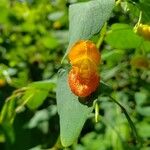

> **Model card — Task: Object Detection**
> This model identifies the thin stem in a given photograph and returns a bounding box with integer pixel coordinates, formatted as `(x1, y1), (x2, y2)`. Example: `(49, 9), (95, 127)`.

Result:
(96, 22), (107, 49)
(116, 0), (121, 6)
(109, 96), (142, 146)
(134, 11), (142, 32)
(94, 100), (100, 123)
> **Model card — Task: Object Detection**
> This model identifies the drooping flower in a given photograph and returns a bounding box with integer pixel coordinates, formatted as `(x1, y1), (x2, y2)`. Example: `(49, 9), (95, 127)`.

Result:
(68, 40), (100, 97)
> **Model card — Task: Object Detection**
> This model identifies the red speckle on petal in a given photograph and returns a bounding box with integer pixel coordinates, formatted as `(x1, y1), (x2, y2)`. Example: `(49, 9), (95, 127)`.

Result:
(68, 67), (100, 97)
(68, 40), (100, 97)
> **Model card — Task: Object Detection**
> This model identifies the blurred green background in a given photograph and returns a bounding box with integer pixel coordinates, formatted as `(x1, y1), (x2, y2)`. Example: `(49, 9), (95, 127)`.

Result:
(0, 0), (150, 150)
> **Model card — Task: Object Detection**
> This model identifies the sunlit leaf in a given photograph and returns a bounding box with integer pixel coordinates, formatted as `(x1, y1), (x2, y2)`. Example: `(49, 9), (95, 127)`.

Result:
(20, 80), (55, 110)
(105, 23), (143, 49)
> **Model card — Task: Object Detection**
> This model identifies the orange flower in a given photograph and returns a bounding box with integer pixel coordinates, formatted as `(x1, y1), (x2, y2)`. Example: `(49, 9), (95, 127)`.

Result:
(136, 24), (150, 40)
(68, 40), (100, 97)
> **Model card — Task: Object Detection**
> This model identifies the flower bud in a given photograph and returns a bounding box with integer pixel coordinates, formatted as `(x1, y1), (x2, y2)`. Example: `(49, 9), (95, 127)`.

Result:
(137, 24), (150, 40)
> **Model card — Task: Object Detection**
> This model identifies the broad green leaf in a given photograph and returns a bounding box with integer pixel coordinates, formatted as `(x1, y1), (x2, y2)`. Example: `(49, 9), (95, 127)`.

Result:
(56, 69), (93, 147)
(64, 0), (115, 58)
(105, 23), (143, 49)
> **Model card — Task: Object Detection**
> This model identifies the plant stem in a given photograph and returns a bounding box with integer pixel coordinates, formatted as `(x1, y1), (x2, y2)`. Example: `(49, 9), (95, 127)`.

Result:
(116, 0), (121, 6)
(96, 22), (107, 49)
(109, 96), (142, 146)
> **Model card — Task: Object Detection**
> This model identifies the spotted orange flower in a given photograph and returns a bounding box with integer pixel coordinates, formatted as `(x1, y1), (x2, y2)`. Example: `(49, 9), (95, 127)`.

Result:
(68, 40), (100, 97)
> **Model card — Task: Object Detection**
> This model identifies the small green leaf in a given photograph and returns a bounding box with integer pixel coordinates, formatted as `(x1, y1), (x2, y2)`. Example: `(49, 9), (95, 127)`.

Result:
(25, 89), (49, 110)
(56, 69), (93, 147)
(63, 0), (115, 59)
(20, 80), (55, 110)
(0, 97), (16, 124)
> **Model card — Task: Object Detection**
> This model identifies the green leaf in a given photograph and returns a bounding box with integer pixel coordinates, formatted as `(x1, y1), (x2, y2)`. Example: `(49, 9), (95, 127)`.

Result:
(24, 89), (49, 110)
(19, 80), (55, 110)
(56, 69), (93, 147)
(29, 80), (55, 90)
(63, 0), (115, 58)
(0, 97), (16, 124)
(0, 123), (15, 144)
(105, 23), (143, 49)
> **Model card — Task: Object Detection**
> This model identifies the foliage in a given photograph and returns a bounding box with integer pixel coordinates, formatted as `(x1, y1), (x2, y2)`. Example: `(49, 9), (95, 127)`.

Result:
(0, 0), (150, 150)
